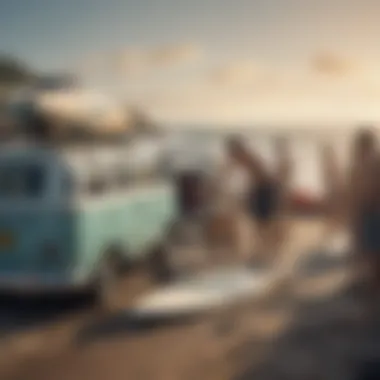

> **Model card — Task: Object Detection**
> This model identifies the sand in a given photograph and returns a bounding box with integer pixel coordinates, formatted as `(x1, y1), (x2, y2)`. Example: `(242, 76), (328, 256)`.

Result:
(0, 218), (370, 380)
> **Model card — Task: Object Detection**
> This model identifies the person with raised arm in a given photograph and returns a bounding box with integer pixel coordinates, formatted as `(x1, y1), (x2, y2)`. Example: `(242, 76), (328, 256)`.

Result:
(225, 135), (292, 264)
(205, 136), (251, 262)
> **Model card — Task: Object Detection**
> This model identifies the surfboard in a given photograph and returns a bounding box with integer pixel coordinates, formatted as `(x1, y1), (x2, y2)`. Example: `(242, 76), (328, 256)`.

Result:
(128, 267), (275, 320)
(292, 231), (350, 279)
(128, 229), (349, 321)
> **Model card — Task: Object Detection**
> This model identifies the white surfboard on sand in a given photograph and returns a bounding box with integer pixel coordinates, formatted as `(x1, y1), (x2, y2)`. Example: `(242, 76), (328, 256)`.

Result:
(128, 229), (350, 321)
(129, 267), (276, 319)
(327, 231), (350, 258)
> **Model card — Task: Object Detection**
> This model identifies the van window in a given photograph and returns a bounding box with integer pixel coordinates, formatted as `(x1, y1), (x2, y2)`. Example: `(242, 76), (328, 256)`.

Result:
(0, 163), (46, 199)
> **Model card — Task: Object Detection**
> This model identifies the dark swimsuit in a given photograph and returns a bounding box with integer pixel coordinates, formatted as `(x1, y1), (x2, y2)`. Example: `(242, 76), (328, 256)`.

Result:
(358, 205), (380, 253)
(249, 180), (279, 223)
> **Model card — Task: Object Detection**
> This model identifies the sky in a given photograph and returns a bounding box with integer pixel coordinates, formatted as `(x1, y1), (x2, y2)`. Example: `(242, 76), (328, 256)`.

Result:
(2, 0), (380, 126)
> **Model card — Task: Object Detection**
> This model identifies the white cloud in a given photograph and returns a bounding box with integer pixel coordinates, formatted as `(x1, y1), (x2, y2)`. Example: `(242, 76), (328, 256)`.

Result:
(78, 49), (380, 125)
(309, 52), (360, 77)
(87, 43), (204, 77)
(209, 60), (279, 94)
(211, 61), (262, 84)
(148, 44), (202, 67)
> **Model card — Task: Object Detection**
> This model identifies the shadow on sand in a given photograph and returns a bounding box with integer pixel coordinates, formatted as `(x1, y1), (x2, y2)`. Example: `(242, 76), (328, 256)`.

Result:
(0, 293), (93, 339)
(233, 278), (380, 380)
(75, 249), (351, 349)
(295, 249), (349, 278)
(74, 310), (203, 346)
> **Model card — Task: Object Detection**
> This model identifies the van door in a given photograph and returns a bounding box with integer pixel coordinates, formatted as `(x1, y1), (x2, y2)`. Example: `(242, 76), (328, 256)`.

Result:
(130, 181), (175, 255)
(0, 156), (74, 273)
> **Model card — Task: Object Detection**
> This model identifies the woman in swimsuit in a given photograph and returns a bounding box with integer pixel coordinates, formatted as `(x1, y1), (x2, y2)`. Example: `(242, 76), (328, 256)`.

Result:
(344, 129), (376, 277)
(322, 127), (379, 293)
(226, 135), (292, 263)
(205, 138), (251, 261)
(349, 129), (380, 297)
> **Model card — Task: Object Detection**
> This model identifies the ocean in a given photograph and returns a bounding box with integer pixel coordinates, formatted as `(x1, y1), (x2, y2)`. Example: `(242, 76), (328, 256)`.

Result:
(163, 127), (360, 196)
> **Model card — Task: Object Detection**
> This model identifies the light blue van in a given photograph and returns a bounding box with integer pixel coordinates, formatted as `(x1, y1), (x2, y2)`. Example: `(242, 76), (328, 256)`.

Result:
(0, 140), (176, 304)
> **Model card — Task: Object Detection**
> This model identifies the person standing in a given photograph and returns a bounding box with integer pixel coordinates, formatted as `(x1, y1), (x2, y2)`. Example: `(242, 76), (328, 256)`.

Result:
(224, 135), (292, 264)
(203, 138), (250, 262)
(319, 141), (346, 246)
(321, 127), (379, 294)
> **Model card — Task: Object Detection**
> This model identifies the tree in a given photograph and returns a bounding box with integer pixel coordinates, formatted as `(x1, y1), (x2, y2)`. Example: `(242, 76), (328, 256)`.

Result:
(0, 55), (34, 86)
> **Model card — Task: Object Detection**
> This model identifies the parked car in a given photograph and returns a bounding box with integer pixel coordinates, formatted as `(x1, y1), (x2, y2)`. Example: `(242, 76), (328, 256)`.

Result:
(0, 139), (177, 307)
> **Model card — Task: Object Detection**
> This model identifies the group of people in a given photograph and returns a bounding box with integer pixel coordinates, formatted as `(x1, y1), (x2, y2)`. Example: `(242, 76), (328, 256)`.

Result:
(206, 127), (380, 299)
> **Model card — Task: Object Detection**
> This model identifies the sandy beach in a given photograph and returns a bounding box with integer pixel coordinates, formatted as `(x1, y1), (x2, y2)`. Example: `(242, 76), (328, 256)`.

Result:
(0, 218), (370, 380)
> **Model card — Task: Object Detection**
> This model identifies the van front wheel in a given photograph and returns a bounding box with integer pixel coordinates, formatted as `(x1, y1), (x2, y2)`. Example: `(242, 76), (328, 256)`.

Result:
(148, 243), (176, 284)
(147, 220), (184, 284)
(95, 255), (120, 312)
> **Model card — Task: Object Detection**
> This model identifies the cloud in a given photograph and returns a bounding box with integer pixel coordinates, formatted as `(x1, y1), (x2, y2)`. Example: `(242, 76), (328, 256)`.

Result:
(113, 43), (202, 76)
(75, 54), (109, 76)
(149, 44), (201, 66)
(209, 60), (279, 95)
(77, 48), (380, 125)
(307, 52), (380, 97)
(77, 43), (202, 78)
(211, 61), (261, 84)
(310, 52), (360, 76)
(113, 49), (146, 76)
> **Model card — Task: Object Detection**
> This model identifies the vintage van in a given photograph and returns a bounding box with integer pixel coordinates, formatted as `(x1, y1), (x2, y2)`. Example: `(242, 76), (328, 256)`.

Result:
(0, 140), (176, 304)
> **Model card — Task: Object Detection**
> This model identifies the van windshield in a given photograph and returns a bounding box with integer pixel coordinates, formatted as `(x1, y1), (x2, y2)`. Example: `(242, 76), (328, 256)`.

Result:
(0, 163), (46, 199)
